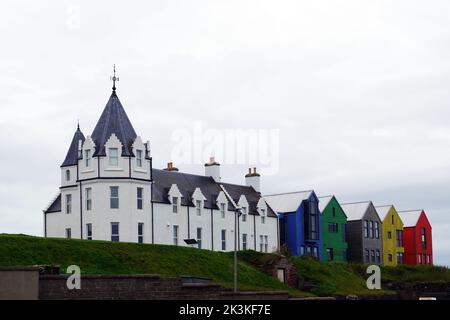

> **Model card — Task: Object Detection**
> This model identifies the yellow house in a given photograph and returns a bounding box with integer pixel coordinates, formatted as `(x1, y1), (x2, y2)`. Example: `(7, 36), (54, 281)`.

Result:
(375, 205), (404, 266)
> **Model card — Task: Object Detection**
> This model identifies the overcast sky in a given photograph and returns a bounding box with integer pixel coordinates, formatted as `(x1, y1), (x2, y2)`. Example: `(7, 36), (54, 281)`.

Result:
(0, 1), (449, 266)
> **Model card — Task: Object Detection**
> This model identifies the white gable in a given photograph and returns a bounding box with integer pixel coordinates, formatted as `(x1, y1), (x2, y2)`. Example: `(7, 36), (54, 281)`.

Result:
(264, 191), (312, 213)
(340, 202), (370, 221)
(375, 205), (393, 221)
(192, 187), (207, 202)
(168, 184), (183, 200)
(398, 210), (423, 227)
(318, 195), (333, 213)
(238, 195), (249, 209)
(216, 191), (228, 205)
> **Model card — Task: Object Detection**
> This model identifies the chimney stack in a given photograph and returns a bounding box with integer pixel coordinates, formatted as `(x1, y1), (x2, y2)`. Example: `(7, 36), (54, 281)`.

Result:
(245, 167), (261, 193)
(164, 162), (179, 172)
(204, 157), (220, 182)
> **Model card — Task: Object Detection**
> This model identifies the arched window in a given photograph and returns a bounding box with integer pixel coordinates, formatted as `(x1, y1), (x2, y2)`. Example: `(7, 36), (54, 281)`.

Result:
(65, 169), (70, 181)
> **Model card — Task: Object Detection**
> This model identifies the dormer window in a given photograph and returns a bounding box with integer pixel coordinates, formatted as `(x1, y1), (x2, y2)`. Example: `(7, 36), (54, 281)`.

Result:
(172, 197), (179, 213)
(136, 149), (143, 167)
(109, 148), (119, 166)
(220, 203), (226, 218)
(260, 208), (266, 224)
(241, 207), (247, 222)
(85, 149), (91, 167)
(196, 200), (202, 216)
(65, 169), (70, 181)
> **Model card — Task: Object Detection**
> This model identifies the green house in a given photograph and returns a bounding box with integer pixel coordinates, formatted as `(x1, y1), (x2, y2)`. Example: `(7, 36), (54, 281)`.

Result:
(319, 195), (348, 262)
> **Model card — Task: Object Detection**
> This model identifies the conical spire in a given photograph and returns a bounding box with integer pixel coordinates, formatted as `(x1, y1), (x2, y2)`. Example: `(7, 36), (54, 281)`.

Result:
(91, 91), (137, 157)
(61, 124), (85, 167)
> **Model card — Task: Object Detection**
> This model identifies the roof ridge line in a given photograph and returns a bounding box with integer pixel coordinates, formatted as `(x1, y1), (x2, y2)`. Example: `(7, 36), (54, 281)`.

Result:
(341, 200), (371, 205)
(264, 190), (313, 197)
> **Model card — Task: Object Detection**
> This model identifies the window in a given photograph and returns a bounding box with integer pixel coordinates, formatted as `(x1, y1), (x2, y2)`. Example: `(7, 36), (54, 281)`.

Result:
(65, 194), (72, 214)
(313, 246), (319, 258)
(173, 225), (179, 245)
(241, 207), (247, 222)
(110, 186), (119, 209)
(309, 199), (318, 240)
(371, 250), (375, 263)
(197, 228), (202, 249)
(264, 235), (268, 253)
(396, 230), (403, 247)
(397, 253), (404, 265)
(196, 200), (202, 216)
(421, 228), (427, 249)
(326, 248), (334, 261)
(65, 169), (70, 181)
(369, 221), (374, 238)
(261, 208), (266, 224)
(138, 223), (144, 243)
(300, 246), (305, 256)
(376, 250), (381, 264)
(111, 222), (119, 242)
(136, 149), (143, 167)
(220, 203), (226, 218)
(365, 249), (370, 263)
(259, 235), (264, 252)
(86, 223), (92, 240)
(85, 149), (91, 167)
(388, 254), (393, 262)
(392, 214), (395, 225)
(418, 254), (422, 264)
(65, 228), (71, 239)
(242, 234), (247, 250)
(108, 147), (118, 166)
(375, 222), (380, 239)
(364, 220), (369, 238)
(172, 197), (178, 213)
(137, 187), (143, 210)
(221, 229), (226, 251)
(387, 231), (392, 239)
(85, 188), (92, 211)
(332, 207), (336, 217)
(427, 255), (431, 265)
(328, 223), (338, 233)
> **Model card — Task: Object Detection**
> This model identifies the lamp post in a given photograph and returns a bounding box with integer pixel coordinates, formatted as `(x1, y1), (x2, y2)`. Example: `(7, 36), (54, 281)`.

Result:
(234, 207), (241, 293)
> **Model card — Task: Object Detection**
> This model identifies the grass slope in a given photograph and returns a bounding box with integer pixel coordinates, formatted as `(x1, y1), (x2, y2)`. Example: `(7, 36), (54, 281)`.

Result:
(0, 234), (300, 295)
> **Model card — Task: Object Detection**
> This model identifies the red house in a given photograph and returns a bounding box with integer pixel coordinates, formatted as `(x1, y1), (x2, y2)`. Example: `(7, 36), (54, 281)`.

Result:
(398, 210), (433, 265)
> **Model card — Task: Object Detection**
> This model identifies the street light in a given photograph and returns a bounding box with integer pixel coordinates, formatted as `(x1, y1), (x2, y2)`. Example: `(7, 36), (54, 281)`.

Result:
(234, 206), (242, 293)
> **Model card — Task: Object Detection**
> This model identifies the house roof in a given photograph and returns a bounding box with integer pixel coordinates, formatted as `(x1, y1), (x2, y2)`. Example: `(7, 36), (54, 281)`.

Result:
(375, 205), (394, 221)
(91, 91), (137, 157)
(152, 169), (276, 217)
(44, 194), (61, 213)
(398, 210), (423, 227)
(61, 125), (85, 167)
(340, 201), (371, 221)
(318, 195), (333, 213)
(264, 190), (313, 213)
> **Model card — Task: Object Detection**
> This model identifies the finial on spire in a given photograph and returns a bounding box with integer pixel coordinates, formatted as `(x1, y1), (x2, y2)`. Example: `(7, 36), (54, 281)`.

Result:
(111, 64), (119, 91)
(77, 119), (80, 130)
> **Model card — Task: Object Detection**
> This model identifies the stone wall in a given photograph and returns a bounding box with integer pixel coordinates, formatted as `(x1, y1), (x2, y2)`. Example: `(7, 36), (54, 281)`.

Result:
(0, 267), (39, 300)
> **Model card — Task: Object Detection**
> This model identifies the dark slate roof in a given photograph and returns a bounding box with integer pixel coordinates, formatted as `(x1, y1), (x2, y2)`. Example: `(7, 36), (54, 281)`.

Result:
(61, 126), (85, 167)
(91, 91), (137, 157)
(45, 194), (61, 213)
(152, 169), (230, 210)
(220, 183), (277, 217)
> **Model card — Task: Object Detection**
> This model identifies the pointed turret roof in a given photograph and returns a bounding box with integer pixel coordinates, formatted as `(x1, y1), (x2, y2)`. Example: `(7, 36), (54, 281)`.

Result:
(61, 125), (85, 167)
(91, 91), (137, 157)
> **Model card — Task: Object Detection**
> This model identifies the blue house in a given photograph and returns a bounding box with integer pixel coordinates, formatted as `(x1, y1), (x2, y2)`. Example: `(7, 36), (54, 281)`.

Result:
(265, 191), (322, 259)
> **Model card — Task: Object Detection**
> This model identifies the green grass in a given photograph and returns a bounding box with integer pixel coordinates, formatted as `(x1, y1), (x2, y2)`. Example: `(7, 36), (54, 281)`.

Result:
(0, 234), (301, 295)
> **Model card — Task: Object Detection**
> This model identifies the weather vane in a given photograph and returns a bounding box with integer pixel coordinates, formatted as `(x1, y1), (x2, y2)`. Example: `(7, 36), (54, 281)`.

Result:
(111, 64), (119, 91)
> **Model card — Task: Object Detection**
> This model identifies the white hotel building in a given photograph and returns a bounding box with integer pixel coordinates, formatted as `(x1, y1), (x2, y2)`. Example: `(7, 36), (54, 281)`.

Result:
(44, 82), (279, 253)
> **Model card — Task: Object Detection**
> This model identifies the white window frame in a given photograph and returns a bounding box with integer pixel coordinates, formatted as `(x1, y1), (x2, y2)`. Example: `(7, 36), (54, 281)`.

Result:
(196, 200), (202, 216)
(261, 208), (266, 224)
(85, 188), (92, 211)
(65, 169), (70, 181)
(264, 235), (268, 253)
(172, 197), (178, 213)
(138, 223), (144, 243)
(86, 223), (92, 240)
(220, 203), (226, 219)
(85, 149), (91, 167)
(197, 227), (202, 249)
(110, 186), (119, 209)
(65, 194), (72, 214)
(173, 225), (179, 245)
(136, 149), (143, 167)
(221, 229), (226, 251)
(137, 187), (143, 210)
(242, 233), (247, 250)
(108, 147), (119, 166)
(111, 222), (119, 242)
(259, 235), (264, 252)
(241, 207), (247, 222)
(65, 228), (71, 239)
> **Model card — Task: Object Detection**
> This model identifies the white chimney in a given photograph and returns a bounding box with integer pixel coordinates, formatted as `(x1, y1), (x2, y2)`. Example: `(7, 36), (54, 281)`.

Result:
(205, 157), (220, 182)
(245, 167), (261, 193)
